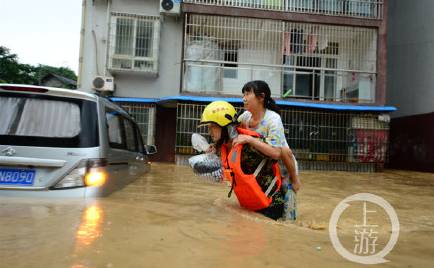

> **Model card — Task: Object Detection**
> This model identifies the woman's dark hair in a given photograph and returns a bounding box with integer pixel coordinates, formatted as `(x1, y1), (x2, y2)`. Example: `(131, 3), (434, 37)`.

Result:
(241, 80), (280, 114)
(215, 126), (230, 150)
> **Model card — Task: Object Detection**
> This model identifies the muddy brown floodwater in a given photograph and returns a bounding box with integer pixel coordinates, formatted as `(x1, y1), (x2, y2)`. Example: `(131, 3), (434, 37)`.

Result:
(1, 163), (434, 268)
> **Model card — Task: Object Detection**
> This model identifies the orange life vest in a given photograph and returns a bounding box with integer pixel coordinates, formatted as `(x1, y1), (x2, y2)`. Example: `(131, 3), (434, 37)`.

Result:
(221, 127), (282, 211)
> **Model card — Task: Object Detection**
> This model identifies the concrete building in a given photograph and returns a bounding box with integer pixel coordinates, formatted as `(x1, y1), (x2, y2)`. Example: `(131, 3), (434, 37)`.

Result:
(79, 0), (395, 171)
(387, 0), (434, 172)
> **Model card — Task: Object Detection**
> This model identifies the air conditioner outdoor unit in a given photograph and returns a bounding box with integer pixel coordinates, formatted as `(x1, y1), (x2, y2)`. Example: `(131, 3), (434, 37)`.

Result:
(160, 0), (181, 15)
(92, 76), (114, 92)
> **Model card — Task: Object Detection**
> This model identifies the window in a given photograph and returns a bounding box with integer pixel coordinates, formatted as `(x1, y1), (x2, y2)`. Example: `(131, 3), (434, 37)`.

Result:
(119, 104), (156, 145)
(0, 97), (80, 137)
(109, 13), (161, 74)
(184, 14), (377, 103)
(106, 107), (144, 152)
(106, 110), (124, 149)
(0, 93), (99, 148)
(223, 49), (238, 79)
(283, 55), (338, 100)
(135, 126), (145, 154)
(124, 119), (137, 152)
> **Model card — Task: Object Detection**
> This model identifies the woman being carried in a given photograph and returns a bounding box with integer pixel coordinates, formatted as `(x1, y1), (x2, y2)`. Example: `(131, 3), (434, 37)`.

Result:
(236, 80), (301, 193)
(198, 100), (291, 220)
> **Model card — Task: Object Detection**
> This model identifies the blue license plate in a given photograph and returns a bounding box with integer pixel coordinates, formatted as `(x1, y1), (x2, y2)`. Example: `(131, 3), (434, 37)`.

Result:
(0, 168), (35, 186)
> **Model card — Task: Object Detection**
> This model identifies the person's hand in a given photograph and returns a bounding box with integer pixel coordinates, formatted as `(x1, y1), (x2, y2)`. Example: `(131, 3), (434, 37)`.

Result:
(206, 144), (216, 154)
(291, 176), (302, 193)
(232, 134), (253, 147)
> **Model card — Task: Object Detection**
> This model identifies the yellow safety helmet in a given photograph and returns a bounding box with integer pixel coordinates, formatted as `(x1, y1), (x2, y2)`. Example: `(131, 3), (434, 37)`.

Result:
(199, 101), (237, 127)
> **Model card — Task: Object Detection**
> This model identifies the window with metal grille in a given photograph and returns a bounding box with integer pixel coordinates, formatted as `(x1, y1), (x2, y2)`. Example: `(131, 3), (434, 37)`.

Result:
(184, 14), (377, 103)
(175, 103), (243, 154)
(223, 49), (238, 79)
(109, 13), (160, 74)
(118, 103), (156, 145)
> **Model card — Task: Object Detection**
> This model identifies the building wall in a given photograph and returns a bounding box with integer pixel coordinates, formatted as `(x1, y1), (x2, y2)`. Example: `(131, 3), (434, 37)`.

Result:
(79, 0), (385, 101)
(79, 0), (392, 170)
(79, 0), (183, 98)
(388, 112), (434, 172)
(387, 0), (434, 171)
(387, 0), (434, 118)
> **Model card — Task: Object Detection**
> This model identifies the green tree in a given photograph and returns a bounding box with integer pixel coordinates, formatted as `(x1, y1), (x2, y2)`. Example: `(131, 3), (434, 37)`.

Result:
(33, 64), (77, 84)
(0, 46), (77, 87)
(0, 46), (36, 84)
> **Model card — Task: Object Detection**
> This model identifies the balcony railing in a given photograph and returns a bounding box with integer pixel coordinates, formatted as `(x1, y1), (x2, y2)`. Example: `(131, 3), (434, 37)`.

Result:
(183, 14), (378, 104)
(183, 0), (384, 19)
(183, 61), (376, 103)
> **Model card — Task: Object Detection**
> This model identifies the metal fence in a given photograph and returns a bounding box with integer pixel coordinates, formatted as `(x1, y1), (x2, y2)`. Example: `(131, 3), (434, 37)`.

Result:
(118, 103), (156, 145)
(175, 103), (245, 154)
(280, 109), (389, 164)
(183, 14), (377, 103)
(184, 0), (384, 19)
(176, 102), (390, 171)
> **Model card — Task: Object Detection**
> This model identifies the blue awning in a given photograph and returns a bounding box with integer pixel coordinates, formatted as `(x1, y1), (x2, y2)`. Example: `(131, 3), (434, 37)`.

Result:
(110, 97), (159, 103)
(111, 96), (397, 112)
(159, 95), (244, 104)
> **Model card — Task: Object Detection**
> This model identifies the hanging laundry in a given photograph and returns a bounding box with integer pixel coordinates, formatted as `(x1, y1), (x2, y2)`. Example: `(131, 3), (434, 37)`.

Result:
(283, 32), (291, 56)
(318, 33), (328, 51)
(306, 27), (318, 53)
(307, 33), (318, 53)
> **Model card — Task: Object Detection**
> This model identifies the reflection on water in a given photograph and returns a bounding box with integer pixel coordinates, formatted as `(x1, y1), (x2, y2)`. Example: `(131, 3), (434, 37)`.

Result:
(75, 205), (104, 249)
(225, 216), (267, 259)
(0, 163), (434, 267)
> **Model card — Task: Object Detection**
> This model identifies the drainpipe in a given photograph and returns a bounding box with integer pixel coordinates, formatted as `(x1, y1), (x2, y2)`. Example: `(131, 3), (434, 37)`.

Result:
(90, 0), (101, 77)
(104, 0), (111, 77)
(77, 0), (87, 89)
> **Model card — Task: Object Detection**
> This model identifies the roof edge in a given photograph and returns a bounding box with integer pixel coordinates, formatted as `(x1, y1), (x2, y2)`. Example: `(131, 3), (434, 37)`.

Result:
(110, 95), (397, 112)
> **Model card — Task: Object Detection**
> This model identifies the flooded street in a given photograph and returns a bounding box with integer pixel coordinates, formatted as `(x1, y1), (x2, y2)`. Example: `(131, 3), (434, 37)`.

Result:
(1, 163), (434, 268)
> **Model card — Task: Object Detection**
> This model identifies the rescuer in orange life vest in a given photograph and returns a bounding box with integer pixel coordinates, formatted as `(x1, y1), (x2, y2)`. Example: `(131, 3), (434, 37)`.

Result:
(198, 100), (290, 220)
